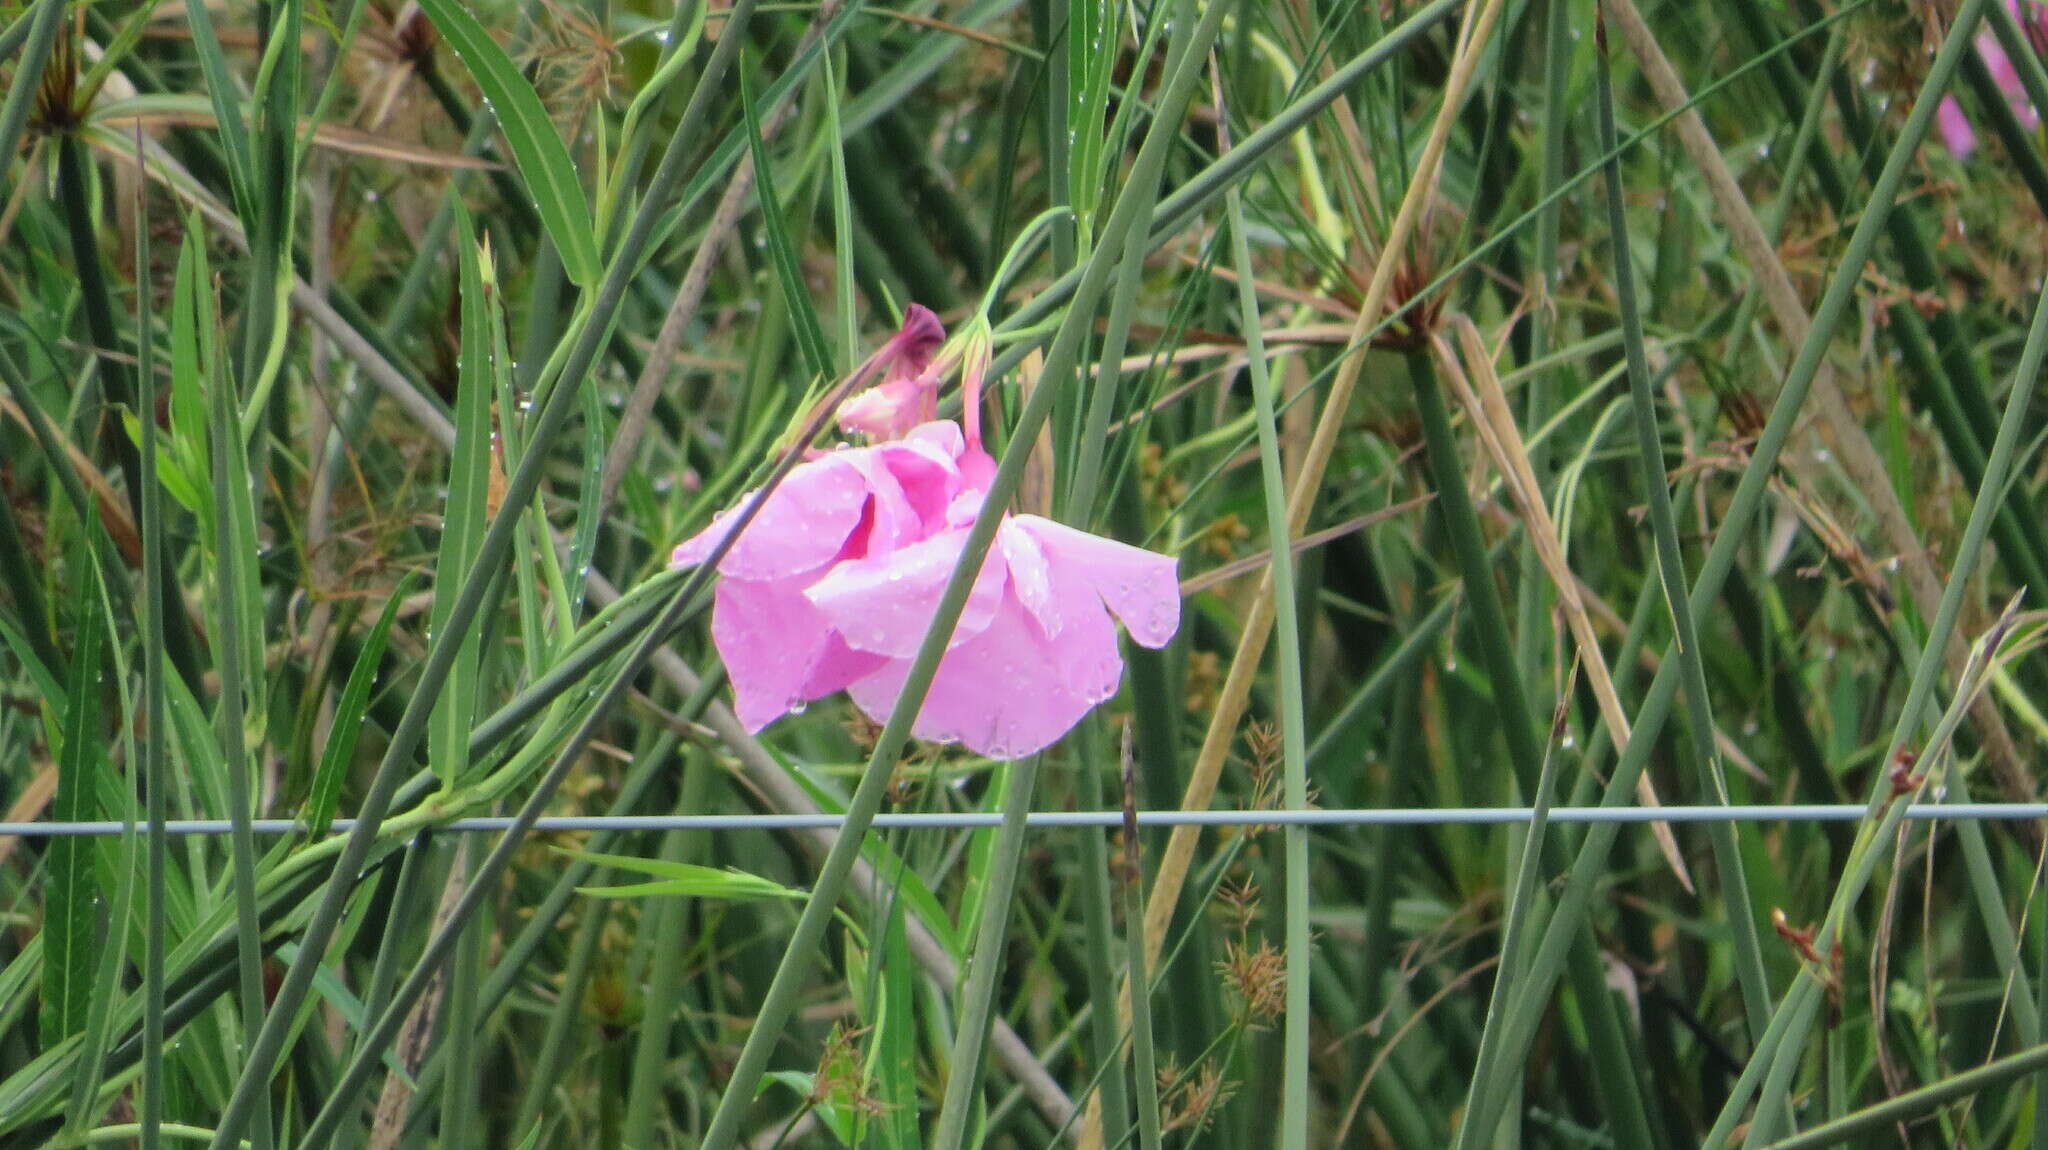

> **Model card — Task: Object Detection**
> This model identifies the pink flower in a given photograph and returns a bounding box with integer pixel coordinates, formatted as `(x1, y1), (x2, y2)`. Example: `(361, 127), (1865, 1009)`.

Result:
(815, 504), (1180, 759)
(1939, 1), (2047, 157)
(670, 310), (1181, 760)
(834, 304), (946, 441)
(670, 422), (978, 729)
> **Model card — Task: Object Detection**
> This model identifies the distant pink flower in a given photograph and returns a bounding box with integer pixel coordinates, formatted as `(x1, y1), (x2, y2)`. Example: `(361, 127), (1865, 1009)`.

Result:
(1938, 96), (1979, 158)
(671, 309), (1180, 759)
(1938, 1), (2047, 157)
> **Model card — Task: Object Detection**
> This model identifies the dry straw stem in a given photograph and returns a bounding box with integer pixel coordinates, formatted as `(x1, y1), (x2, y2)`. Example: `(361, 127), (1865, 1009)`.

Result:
(1600, 0), (2031, 803)
(1133, 0), (1507, 973)
(366, 842), (468, 1150)
(1064, 13), (1524, 1146)
(1434, 317), (1692, 891)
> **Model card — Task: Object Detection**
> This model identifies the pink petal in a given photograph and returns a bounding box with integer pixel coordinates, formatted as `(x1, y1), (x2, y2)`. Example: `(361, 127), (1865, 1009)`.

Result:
(836, 448), (926, 558)
(833, 433), (976, 556)
(1981, 31), (2024, 101)
(902, 419), (966, 457)
(1000, 519), (1125, 700)
(1010, 516), (1181, 649)
(946, 487), (987, 529)
(671, 456), (870, 581)
(1000, 522), (1056, 633)
(801, 633), (890, 698)
(803, 528), (1007, 659)
(957, 447), (996, 496)
(1938, 96), (1978, 158)
(846, 593), (1100, 759)
(889, 424), (972, 531)
(837, 376), (934, 441)
(939, 448), (998, 529)
(835, 306), (948, 440)
(710, 577), (838, 732)
(891, 305), (946, 368)
(1037, 578), (1126, 706)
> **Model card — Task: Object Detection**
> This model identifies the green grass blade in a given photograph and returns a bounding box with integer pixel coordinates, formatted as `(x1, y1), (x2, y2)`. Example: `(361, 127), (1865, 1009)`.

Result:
(40, 572), (104, 1052)
(930, 756), (1041, 1149)
(1763, 1028), (2048, 1145)
(426, 210), (495, 787)
(134, 134), (171, 1150)
(822, 49), (858, 373)
(739, 59), (832, 382)
(1225, 184), (1312, 1148)
(61, 718), (142, 1136)
(0, 0), (63, 185)
(412, 0), (600, 285)
(178, 0), (256, 220)
(199, 215), (277, 1150)
(303, 579), (412, 837)
(1066, 0), (1115, 231)
(1462, 3), (1998, 1137)
(1594, 0), (1778, 1080)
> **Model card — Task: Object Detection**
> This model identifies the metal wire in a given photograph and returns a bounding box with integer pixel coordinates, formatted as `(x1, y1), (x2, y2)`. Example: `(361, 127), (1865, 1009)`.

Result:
(1, 802), (2044, 838)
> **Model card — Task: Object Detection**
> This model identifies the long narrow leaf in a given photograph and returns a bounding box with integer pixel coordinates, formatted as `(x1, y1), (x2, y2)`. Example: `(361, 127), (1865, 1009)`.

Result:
(40, 573), (103, 1051)
(413, 0), (600, 284)
(303, 579), (413, 836)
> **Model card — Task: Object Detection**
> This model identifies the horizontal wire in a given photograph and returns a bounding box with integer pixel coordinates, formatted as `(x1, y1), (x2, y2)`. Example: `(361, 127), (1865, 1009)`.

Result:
(0, 802), (2042, 838)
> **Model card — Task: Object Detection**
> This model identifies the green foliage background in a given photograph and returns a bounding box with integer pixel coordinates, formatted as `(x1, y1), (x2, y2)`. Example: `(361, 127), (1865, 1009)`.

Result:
(4, 0), (2048, 1145)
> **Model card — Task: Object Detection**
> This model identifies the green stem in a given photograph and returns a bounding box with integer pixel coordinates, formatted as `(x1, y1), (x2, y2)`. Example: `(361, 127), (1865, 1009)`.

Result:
(694, 3), (1228, 1143)
(67, 1124), (253, 1148)
(207, 229), (276, 1150)
(1981, 1), (2048, 220)
(1121, 765), (1162, 1150)
(1416, 351), (1654, 1150)
(1763, 1038), (2048, 1149)
(993, 0), (1459, 355)
(202, 5), (766, 1144)
(1078, 724), (1135, 1140)
(1512, 0), (1574, 686)
(930, 756), (1042, 1148)
(1596, 0), (1779, 1088)
(1955, 814), (2040, 1046)
(55, 131), (206, 690)
(350, 832), (437, 1074)
(1226, 186), (1312, 1148)
(0, 0), (62, 185)
(135, 132), (170, 1150)
(398, 728), (692, 1128)
(621, 751), (711, 1149)
(437, 842), (483, 1150)
(510, 884), (610, 1139)
(1459, 2), (1997, 1137)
